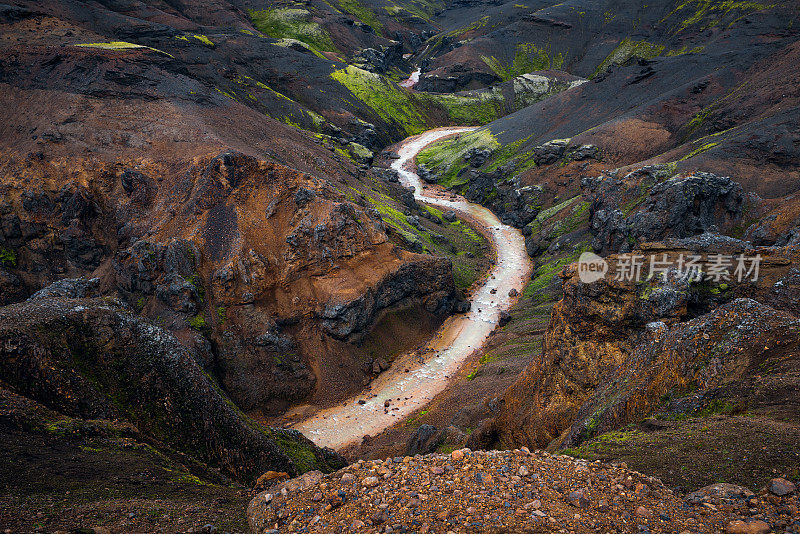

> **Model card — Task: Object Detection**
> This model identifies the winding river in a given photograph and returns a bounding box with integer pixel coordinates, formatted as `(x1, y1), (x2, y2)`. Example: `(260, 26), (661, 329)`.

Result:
(291, 128), (532, 450)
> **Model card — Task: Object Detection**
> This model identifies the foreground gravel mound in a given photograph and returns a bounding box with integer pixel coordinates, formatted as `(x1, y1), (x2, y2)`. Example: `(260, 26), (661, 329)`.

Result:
(248, 448), (798, 534)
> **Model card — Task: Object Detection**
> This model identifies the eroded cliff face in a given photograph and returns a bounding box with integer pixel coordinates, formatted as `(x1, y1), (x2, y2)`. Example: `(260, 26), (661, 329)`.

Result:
(0, 149), (459, 414)
(478, 238), (800, 451)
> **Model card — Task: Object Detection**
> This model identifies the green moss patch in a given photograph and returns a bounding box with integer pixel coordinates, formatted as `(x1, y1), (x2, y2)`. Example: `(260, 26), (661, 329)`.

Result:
(331, 66), (430, 135)
(249, 8), (337, 53)
(76, 41), (173, 57)
(481, 43), (565, 82)
(663, 0), (776, 33)
(591, 38), (665, 78)
(415, 129), (500, 188)
(338, 0), (383, 33)
(0, 247), (17, 267)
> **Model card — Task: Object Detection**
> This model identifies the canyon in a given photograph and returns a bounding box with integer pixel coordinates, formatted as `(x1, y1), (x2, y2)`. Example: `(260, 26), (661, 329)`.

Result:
(0, 0), (798, 532)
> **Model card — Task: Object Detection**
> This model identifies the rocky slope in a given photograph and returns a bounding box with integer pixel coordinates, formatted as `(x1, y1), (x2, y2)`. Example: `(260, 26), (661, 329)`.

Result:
(476, 238), (800, 450)
(0, 291), (346, 482)
(247, 447), (799, 534)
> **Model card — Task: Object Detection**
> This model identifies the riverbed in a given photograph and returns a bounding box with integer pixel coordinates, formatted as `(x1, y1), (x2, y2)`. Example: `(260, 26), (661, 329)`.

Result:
(291, 128), (532, 450)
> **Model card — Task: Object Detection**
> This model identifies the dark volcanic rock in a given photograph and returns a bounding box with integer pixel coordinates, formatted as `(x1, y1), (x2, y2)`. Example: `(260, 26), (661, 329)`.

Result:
(464, 168), (541, 228)
(0, 293), (345, 483)
(533, 139), (570, 166)
(586, 172), (744, 254)
(407, 424), (438, 455)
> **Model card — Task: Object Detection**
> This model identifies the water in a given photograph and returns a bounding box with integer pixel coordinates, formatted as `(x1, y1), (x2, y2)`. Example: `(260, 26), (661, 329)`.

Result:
(399, 68), (421, 89)
(291, 128), (532, 449)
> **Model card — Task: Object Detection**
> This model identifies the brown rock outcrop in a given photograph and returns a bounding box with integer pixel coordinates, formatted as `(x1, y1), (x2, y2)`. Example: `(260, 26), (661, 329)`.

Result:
(478, 238), (800, 450)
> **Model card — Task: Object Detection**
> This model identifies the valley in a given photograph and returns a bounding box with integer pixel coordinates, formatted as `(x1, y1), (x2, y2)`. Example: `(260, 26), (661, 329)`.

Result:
(290, 127), (531, 449)
(0, 0), (798, 532)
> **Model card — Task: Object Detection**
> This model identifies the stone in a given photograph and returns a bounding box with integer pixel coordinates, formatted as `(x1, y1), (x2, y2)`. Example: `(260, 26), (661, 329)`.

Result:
(567, 489), (589, 508)
(533, 139), (569, 166)
(451, 449), (464, 461)
(508, 288), (518, 297)
(407, 424), (439, 456)
(768, 478), (796, 496)
(726, 520), (770, 534)
(341, 473), (355, 483)
(443, 210), (457, 222)
(498, 311), (512, 326)
(635, 506), (652, 518)
(362, 476), (379, 487)
(254, 471), (289, 492)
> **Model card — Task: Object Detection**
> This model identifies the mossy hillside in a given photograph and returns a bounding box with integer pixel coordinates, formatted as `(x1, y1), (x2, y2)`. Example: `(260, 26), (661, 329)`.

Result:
(249, 8), (338, 54)
(273, 37), (329, 60)
(522, 253), (575, 303)
(331, 66), (431, 136)
(26, 312), (340, 481)
(561, 428), (643, 460)
(447, 15), (492, 40)
(558, 414), (800, 493)
(217, 74), (331, 134)
(681, 81), (749, 139)
(382, 0), (444, 23)
(662, 0), (777, 33)
(679, 141), (719, 161)
(349, 184), (488, 290)
(329, 67), (558, 137)
(481, 43), (566, 82)
(591, 38), (665, 79)
(523, 239), (591, 304)
(426, 92), (505, 125)
(533, 199), (591, 243)
(337, 0), (383, 34)
(415, 129), (500, 189)
(2, 415), (251, 531)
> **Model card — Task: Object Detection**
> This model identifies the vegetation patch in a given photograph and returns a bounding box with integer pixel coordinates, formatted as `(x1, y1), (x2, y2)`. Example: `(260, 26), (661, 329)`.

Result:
(330, 66), (430, 135)
(591, 38), (665, 78)
(0, 247), (17, 267)
(76, 41), (173, 57)
(561, 429), (643, 459)
(338, 0), (383, 34)
(679, 141), (719, 161)
(249, 8), (337, 53)
(523, 244), (590, 303)
(663, 0), (776, 33)
(481, 43), (565, 81)
(188, 314), (207, 331)
(416, 129), (500, 189)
